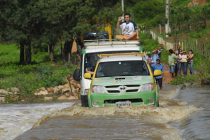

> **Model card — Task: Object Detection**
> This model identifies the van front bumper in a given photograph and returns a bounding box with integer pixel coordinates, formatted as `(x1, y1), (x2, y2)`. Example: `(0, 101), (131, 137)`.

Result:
(88, 90), (158, 107)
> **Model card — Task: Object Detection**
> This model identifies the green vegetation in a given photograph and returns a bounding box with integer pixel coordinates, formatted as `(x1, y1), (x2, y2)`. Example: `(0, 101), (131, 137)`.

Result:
(139, 32), (210, 85)
(170, 57), (210, 85)
(0, 44), (76, 96)
(0, 0), (122, 64)
(1, 0), (210, 100)
(139, 32), (170, 64)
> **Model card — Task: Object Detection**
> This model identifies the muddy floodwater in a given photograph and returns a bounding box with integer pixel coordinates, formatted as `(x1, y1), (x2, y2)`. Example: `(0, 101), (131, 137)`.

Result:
(5, 84), (210, 140)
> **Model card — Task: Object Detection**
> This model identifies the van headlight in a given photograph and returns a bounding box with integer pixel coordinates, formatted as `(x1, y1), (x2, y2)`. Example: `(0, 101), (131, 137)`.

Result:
(92, 85), (106, 93)
(140, 83), (154, 92)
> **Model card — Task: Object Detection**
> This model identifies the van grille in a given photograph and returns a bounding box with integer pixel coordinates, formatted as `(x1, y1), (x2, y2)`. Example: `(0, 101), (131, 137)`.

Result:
(107, 90), (120, 93)
(105, 85), (140, 88)
(126, 89), (138, 93)
(106, 85), (140, 93)
(104, 98), (143, 104)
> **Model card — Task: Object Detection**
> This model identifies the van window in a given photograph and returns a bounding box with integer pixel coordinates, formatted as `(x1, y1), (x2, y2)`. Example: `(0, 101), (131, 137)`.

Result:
(95, 60), (150, 78)
(84, 51), (140, 73)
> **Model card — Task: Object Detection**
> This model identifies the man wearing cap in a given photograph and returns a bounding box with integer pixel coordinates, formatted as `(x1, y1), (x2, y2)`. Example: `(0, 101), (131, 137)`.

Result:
(146, 51), (153, 66)
(152, 58), (164, 90)
(152, 49), (160, 64)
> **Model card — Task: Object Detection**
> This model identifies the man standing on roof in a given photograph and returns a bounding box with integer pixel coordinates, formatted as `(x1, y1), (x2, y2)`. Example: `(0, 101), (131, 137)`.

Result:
(115, 13), (139, 41)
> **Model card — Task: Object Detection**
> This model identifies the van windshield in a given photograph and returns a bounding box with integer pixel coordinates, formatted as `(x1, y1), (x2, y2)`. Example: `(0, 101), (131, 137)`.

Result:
(84, 51), (140, 73)
(95, 60), (150, 78)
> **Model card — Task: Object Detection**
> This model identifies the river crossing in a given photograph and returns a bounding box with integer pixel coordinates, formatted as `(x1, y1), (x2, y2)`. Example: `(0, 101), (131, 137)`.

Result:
(0, 84), (209, 140)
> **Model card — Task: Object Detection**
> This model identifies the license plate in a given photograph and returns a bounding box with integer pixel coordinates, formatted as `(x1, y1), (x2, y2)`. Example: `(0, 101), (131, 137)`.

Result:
(116, 101), (131, 107)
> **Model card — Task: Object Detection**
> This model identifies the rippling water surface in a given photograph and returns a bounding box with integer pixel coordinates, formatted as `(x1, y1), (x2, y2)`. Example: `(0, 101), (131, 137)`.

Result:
(0, 102), (75, 140)
(1, 84), (209, 140)
(14, 84), (210, 140)
(172, 84), (210, 140)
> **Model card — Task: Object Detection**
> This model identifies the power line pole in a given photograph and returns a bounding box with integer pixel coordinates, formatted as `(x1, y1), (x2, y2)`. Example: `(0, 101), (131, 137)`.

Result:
(165, 0), (170, 38)
(122, 0), (124, 21)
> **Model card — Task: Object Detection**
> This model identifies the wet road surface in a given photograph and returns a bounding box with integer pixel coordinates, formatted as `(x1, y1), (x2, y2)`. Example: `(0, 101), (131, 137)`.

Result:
(14, 84), (210, 140)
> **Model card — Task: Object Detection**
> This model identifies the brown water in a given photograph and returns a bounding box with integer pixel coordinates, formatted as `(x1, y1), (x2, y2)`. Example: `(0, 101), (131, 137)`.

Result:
(15, 84), (209, 140)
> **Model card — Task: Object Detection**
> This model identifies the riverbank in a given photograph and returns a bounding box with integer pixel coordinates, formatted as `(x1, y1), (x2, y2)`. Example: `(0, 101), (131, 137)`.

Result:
(0, 77), (80, 103)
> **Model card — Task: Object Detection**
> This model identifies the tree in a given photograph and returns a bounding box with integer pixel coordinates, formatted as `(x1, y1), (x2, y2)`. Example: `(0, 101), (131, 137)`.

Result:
(0, 0), (122, 63)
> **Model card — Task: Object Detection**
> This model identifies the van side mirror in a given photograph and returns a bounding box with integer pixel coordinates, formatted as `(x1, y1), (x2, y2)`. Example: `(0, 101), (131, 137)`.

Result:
(154, 70), (162, 77)
(84, 73), (91, 79)
(73, 68), (80, 81)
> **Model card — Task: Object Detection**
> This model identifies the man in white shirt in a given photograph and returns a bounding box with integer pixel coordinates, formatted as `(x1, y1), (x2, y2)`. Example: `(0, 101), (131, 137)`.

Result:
(115, 13), (139, 41)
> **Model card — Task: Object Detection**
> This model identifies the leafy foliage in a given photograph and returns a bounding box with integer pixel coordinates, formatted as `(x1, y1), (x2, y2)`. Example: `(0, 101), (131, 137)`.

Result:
(0, 44), (76, 95)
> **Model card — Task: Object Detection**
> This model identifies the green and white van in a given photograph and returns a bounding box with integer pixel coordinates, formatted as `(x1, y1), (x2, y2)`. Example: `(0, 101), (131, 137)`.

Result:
(73, 40), (143, 107)
(83, 53), (160, 108)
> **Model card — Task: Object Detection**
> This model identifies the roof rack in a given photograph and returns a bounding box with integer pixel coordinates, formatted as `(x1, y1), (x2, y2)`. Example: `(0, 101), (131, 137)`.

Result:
(83, 39), (140, 48)
(98, 52), (146, 58)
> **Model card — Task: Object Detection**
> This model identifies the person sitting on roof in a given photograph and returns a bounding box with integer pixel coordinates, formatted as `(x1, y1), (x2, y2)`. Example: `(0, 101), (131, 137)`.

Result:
(115, 13), (139, 41)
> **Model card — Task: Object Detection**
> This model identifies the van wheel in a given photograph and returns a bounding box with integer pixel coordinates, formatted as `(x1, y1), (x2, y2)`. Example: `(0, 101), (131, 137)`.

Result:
(81, 95), (89, 107)
(81, 100), (89, 107)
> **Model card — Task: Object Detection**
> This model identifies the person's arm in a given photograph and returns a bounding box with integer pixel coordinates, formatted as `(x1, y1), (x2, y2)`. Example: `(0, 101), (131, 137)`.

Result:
(117, 17), (121, 29)
(175, 55), (179, 61)
(136, 29), (139, 39)
(162, 64), (164, 72)
(168, 56), (169, 66)
(189, 54), (194, 59)
(133, 21), (139, 39)
(85, 68), (94, 75)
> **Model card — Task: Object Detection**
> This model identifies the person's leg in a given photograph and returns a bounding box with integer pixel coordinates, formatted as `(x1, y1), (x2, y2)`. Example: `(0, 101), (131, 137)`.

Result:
(177, 62), (180, 75)
(175, 63), (178, 77)
(115, 35), (124, 41)
(184, 62), (187, 76)
(178, 62), (182, 75)
(188, 63), (192, 74)
(171, 65), (175, 78)
(181, 62), (184, 75)
(159, 78), (163, 90)
(169, 65), (172, 78)
(191, 62), (194, 74)
(125, 32), (137, 40)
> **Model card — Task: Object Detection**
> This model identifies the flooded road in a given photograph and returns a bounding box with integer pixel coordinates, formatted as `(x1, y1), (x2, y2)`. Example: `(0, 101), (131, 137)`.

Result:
(14, 84), (210, 140)
(172, 84), (210, 139)
(0, 101), (75, 140)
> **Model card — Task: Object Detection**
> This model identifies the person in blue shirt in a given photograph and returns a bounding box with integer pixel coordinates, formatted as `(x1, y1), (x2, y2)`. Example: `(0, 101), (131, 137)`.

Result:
(146, 51), (153, 66)
(152, 49), (160, 64)
(152, 58), (164, 90)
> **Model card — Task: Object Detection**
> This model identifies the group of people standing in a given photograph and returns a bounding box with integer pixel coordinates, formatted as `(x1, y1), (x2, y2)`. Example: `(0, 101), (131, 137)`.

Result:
(168, 45), (194, 78)
(144, 44), (195, 90)
(145, 44), (164, 90)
